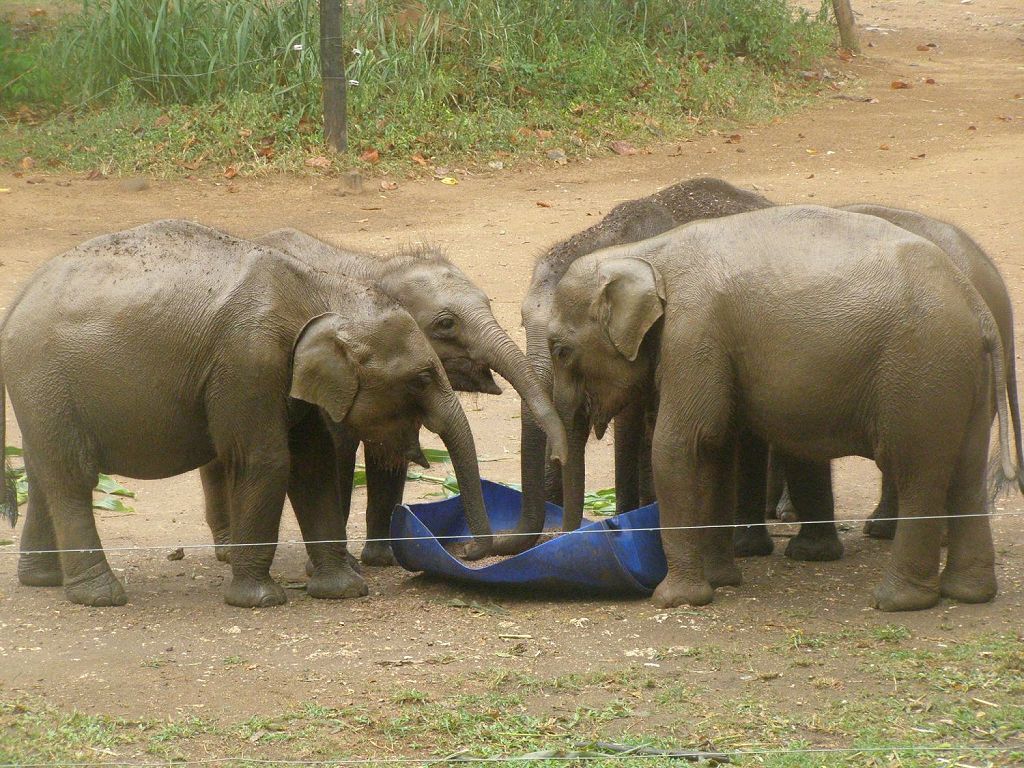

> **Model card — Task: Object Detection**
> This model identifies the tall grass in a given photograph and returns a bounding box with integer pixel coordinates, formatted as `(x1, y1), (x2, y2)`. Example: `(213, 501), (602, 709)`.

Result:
(1, 0), (835, 172)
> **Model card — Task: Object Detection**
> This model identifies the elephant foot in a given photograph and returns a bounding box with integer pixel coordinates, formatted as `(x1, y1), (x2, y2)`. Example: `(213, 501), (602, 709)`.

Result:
(733, 525), (774, 558)
(940, 567), (997, 604)
(18, 553), (63, 587)
(652, 577), (714, 608)
(225, 575), (287, 608)
(785, 530), (844, 562)
(360, 540), (398, 567)
(872, 572), (939, 612)
(863, 505), (897, 540)
(492, 532), (539, 556)
(307, 563), (369, 600)
(450, 536), (493, 561)
(705, 561), (742, 589)
(64, 562), (127, 607)
(305, 551), (362, 577)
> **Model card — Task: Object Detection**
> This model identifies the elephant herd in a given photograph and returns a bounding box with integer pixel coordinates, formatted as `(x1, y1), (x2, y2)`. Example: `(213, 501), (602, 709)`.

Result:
(1, 177), (1018, 612)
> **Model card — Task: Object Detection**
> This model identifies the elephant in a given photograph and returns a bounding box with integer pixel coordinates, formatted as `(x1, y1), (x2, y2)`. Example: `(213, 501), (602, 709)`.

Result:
(0, 220), (493, 608)
(237, 228), (568, 566)
(547, 204), (1019, 611)
(748, 204), (1020, 545)
(501, 177), (773, 555)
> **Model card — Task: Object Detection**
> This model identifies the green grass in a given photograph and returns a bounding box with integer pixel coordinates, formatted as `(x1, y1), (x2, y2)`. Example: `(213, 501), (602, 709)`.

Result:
(4, 633), (1019, 766)
(1, 0), (837, 175)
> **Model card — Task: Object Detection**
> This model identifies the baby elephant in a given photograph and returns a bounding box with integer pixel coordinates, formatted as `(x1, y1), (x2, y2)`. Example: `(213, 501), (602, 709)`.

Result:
(0, 220), (492, 608)
(548, 205), (1020, 611)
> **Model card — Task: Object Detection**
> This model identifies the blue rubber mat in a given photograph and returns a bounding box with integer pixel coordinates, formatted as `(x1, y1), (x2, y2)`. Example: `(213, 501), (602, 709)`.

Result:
(390, 480), (666, 595)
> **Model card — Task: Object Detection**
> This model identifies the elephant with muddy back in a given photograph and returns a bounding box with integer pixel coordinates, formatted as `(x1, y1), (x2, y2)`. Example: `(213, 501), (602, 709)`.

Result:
(0, 220), (497, 607)
(546, 205), (1020, 611)
(225, 228), (567, 567)
(499, 177), (775, 555)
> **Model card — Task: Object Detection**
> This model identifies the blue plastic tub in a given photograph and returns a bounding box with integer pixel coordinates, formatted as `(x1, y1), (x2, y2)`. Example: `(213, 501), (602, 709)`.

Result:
(390, 480), (666, 595)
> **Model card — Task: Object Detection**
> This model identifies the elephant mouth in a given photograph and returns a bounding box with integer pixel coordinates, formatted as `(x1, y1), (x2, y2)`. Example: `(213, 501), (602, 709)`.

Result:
(441, 356), (503, 395)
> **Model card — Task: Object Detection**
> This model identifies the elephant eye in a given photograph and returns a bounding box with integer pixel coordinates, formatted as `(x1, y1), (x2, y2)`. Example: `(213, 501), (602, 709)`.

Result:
(551, 343), (574, 364)
(409, 369), (433, 391)
(432, 315), (456, 333)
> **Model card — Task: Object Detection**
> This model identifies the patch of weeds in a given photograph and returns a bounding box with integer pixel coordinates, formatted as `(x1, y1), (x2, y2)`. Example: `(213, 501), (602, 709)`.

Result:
(140, 657), (169, 669)
(871, 624), (911, 644)
(222, 655), (246, 667)
(391, 688), (430, 705)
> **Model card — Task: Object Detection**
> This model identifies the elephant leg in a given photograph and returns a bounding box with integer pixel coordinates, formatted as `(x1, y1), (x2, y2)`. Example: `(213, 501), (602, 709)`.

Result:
(703, 436), (742, 589)
(614, 400), (644, 514)
(940, 405), (996, 604)
(764, 448), (785, 520)
(783, 457), (843, 562)
(864, 474), (899, 539)
(872, 464), (948, 612)
(638, 402), (656, 507)
(222, 448), (289, 609)
(17, 465), (63, 587)
(543, 450), (564, 506)
(200, 459), (233, 563)
(732, 430), (773, 557)
(361, 450), (406, 567)
(288, 416), (367, 600)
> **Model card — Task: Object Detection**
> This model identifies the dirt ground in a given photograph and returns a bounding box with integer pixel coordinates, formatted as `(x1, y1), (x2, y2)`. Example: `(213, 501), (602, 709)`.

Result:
(1, 0), (1023, 761)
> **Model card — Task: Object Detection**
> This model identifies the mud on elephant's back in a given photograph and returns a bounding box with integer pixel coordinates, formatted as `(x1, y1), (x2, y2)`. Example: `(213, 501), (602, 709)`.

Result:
(391, 480), (666, 594)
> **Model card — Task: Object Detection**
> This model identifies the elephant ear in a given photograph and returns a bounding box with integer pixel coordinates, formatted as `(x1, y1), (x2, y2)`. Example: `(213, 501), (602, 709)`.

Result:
(290, 313), (359, 423)
(596, 257), (666, 362)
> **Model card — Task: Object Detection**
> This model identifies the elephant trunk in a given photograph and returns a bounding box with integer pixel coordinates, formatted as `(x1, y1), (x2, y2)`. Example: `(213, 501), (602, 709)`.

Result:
(473, 314), (568, 465)
(423, 384), (493, 559)
(494, 322), (551, 554)
(553, 371), (588, 532)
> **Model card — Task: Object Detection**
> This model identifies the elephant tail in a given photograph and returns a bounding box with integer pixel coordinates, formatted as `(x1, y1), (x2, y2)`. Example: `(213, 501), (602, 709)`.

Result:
(1003, 330), (1024, 495)
(984, 321), (1024, 500)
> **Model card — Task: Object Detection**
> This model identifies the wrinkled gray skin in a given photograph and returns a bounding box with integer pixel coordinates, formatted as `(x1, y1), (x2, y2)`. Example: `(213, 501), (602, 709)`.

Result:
(501, 178), (772, 554)
(2, 220), (492, 608)
(549, 205), (1018, 611)
(754, 205), (1021, 544)
(242, 229), (567, 566)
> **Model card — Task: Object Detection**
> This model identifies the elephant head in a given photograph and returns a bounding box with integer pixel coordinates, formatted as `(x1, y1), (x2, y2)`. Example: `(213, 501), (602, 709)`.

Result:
(548, 255), (666, 529)
(257, 229), (567, 465)
(290, 306), (493, 557)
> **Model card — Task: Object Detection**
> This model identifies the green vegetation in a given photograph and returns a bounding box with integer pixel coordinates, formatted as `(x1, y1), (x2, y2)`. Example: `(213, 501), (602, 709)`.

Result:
(1, 633), (1021, 766)
(3, 445), (135, 514)
(1, 0), (836, 175)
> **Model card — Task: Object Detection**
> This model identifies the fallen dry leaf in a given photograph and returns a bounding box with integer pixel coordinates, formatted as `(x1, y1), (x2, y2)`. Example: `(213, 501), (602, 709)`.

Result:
(891, 80), (912, 89)
(996, 115), (1013, 122)
(380, 180), (399, 191)
(536, 200), (552, 208)
(879, 143), (891, 150)
(411, 153), (429, 166)
(608, 140), (637, 156)
(967, 125), (977, 131)
(85, 168), (105, 181)
(916, 44), (931, 52)
(19, 156), (34, 171)
(360, 148), (380, 164)
(837, 48), (854, 61)
(153, 114), (171, 129)
(257, 145), (274, 159)
(439, 176), (458, 185)
(227, 185), (239, 194)
(238, 127), (252, 139)
(296, 116), (314, 135)
(925, 78), (937, 85)
(535, 129), (553, 139)
(305, 155), (332, 168)
(725, 134), (742, 144)
(223, 165), (238, 179)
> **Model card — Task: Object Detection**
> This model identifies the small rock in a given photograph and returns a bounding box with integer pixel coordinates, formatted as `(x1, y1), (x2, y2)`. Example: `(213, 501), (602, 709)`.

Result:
(546, 148), (568, 165)
(167, 548), (185, 561)
(487, 160), (505, 170)
(118, 177), (149, 193)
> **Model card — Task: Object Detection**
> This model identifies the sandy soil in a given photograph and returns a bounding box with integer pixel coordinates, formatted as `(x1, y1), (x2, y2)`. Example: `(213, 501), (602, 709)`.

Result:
(0, 0), (1022, 745)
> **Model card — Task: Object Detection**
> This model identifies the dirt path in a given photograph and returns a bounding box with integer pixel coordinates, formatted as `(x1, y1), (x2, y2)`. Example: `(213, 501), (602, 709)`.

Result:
(0, 0), (1022, 754)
